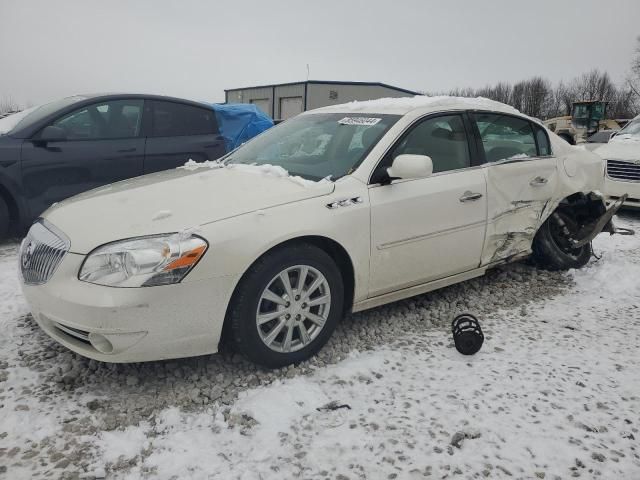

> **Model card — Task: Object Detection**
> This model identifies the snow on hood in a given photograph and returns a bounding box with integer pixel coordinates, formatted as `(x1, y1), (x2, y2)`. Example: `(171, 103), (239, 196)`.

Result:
(42, 164), (334, 254)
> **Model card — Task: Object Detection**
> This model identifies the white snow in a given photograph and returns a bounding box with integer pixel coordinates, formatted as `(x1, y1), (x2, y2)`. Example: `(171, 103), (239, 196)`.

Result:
(0, 106), (37, 134)
(178, 159), (223, 171)
(151, 210), (172, 221)
(227, 163), (330, 187)
(320, 95), (523, 116)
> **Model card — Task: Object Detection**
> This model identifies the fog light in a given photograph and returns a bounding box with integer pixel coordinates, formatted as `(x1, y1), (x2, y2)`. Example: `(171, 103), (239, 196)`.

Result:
(88, 333), (114, 354)
(452, 313), (484, 355)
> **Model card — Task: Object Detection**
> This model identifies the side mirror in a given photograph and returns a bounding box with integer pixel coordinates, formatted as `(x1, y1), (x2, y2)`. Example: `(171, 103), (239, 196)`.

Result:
(39, 126), (67, 143)
(387, 154), (433, 181)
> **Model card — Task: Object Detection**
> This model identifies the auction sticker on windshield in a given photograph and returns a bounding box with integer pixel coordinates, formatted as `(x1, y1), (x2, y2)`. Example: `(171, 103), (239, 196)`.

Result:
(338, 117), (382, 126)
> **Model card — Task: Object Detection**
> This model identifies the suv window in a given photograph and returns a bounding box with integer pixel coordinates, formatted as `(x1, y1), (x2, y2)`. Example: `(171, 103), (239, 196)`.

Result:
(389, 114), (470, 174)
(51, 99), (143, 140)
(474, 113), (537, 162)
(151, 101), (217, 137)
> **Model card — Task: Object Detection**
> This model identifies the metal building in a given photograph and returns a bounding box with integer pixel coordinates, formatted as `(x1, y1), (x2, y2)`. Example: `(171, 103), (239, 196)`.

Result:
(224, 80), (419, 120)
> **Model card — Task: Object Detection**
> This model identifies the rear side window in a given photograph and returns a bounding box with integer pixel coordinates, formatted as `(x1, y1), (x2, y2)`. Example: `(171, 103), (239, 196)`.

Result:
(474, 113), (537, 162)
(533, 124), (551, 156)
(151, 101), (218, 137)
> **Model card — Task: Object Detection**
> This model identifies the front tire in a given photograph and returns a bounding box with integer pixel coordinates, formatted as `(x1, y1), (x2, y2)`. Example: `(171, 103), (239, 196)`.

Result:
(228, 244), (344, 368)
(532, 210), (591, 270)
(0, 197), (9, 240)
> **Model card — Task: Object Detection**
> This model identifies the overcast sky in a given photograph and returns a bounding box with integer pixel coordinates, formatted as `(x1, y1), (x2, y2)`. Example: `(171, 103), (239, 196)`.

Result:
(1, 0), (639, 107)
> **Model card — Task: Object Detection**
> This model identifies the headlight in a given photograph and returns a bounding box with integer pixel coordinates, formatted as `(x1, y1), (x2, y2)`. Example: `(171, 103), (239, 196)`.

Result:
(79, 234), (208, 287)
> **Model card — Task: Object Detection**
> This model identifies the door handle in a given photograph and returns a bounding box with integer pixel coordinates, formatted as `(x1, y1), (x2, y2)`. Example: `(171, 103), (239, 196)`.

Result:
(530, 176), (548, 186)
(459, 191), (483, 202)
(117, 147), (137, 153)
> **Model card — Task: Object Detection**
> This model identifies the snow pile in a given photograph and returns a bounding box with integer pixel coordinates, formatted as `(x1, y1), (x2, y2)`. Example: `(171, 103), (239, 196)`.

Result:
(178, 159), (223, 171)
(334, 95), (522, 116)
(227, 163), (331, 188)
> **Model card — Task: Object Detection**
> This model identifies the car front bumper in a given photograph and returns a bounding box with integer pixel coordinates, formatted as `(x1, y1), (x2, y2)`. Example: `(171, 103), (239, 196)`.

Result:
(604, 177), (640, 209)
(21, 252), (238, 363)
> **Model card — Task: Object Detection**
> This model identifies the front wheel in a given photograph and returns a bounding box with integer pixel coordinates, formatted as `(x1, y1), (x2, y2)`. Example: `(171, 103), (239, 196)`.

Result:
(228, 244), (344, 368)
(532, 210), (591, 270)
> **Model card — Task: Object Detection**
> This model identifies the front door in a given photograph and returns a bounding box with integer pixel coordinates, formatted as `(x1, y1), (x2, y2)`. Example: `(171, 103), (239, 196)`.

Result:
(368, 113), (487, 297)
(21, 99), (145, 219)
(471, 112), (558, 265)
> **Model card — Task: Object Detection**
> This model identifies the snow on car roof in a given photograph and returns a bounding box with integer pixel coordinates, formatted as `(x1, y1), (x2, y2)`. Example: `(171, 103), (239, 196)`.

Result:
(311, 95), (522, 116)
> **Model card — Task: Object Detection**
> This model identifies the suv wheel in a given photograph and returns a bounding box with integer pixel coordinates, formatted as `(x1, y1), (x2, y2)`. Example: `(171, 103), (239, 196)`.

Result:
(228, 244), (344, 368)
(0, 197), (9, 240)
(532, 210), (591, 270)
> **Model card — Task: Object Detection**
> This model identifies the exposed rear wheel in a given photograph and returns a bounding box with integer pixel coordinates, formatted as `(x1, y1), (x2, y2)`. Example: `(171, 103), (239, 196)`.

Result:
(0, 197), (9, 240)
(228, 244), (344, 368)
(532, 210), (591, 270)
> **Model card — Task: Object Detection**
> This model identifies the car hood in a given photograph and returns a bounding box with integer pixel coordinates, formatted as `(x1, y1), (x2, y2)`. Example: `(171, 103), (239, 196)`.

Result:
(43, 165), (335, 254)
(594, 137), (640, 161)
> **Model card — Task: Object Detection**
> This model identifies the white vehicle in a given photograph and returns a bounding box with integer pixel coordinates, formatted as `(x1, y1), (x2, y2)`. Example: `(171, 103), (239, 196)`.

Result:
(596, 115), (640, 209)
(19, 96), (623, 367)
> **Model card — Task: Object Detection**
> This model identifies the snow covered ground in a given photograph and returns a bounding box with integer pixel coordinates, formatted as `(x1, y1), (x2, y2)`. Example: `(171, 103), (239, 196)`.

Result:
(1, 213), (639, 479)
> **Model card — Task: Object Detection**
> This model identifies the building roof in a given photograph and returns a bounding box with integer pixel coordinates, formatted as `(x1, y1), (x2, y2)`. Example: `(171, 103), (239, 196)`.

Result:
(224, 80), (419, 96)
(310, 95), (524, 116)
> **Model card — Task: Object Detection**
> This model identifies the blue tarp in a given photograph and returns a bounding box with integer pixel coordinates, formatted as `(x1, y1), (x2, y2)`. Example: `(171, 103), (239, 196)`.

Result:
(211, 103), (274, 151)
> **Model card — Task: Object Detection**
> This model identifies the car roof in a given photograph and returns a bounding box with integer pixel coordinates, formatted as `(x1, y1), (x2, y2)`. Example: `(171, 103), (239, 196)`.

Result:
(75, 93), (212, 109)
(309, 95), (524, 117)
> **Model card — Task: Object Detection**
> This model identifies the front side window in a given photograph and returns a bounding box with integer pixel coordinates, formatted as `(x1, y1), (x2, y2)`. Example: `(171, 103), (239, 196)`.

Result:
(151, 101), (217, 137)
(50, 99), (143, 140)
(389, 114), (471, 174)
(225, 113), (400, 181)
(474, 113), (537, 162)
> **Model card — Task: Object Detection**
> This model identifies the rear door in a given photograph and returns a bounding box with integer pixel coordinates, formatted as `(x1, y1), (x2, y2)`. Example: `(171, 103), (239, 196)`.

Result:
(21, 98), (145, 218)
(143, 100), (226, 174)
(470, 112), (558, 265)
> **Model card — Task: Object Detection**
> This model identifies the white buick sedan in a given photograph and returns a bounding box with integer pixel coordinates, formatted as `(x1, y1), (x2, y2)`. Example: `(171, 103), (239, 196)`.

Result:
(19, 97), (622, 367)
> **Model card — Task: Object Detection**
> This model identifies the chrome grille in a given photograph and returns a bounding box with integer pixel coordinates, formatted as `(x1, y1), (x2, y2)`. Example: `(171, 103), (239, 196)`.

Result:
(19, 220), (70, 285)
(606, 159), (640, 182)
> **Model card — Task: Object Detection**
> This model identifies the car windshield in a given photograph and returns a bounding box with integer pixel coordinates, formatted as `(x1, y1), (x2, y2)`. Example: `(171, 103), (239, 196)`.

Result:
(225, 113), (400, 181)
(0, 96), (87, 135)
(614, 117), (640, 140)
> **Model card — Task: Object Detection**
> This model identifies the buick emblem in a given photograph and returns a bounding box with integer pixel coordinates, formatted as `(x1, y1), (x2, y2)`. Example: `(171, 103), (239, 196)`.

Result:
(22, 241), (36, 269)
(635, 160), (640, 165)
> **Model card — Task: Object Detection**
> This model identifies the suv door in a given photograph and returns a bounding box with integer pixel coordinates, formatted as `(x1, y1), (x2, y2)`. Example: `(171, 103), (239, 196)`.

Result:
(368, 113), (487, 297)
(21, 99), (145, 219)
(144, 100), (226, 174)
(470, 112), (557, 265)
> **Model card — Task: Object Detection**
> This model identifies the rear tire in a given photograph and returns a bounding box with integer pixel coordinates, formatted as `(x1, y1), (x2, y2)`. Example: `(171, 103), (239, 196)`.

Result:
(228, 244), (344, 368)
(0, 197), (9, 240)
(532, 210), (591, 271)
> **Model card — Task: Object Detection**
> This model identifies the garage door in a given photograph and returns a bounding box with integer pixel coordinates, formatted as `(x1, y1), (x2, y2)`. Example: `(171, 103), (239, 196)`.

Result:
(279, 97), (303, 120)
(250, 98), (270, 116)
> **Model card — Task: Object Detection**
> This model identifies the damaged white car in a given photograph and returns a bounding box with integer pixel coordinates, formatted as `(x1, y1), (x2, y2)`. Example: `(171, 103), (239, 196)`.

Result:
(19, 97), (626, 367)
